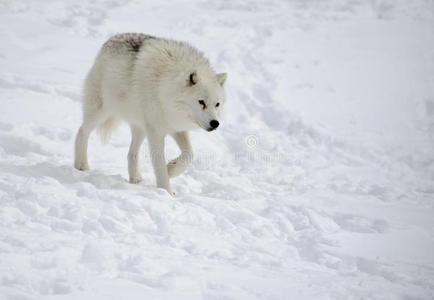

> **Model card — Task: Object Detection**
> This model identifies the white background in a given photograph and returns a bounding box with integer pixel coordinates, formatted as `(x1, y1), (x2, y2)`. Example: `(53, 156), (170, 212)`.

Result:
(0, 0), (433, 299)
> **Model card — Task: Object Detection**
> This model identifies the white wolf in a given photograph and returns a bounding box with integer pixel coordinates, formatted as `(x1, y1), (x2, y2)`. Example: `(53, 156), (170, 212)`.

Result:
(74, 33), (227, 195)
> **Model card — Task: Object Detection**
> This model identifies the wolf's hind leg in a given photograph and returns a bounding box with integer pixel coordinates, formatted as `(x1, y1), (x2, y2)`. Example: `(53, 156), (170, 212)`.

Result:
(168, 131), (193, 178)
(74, 110), (105, 171)
(147, 129), (172, 195)
(128, 125), (146, 183)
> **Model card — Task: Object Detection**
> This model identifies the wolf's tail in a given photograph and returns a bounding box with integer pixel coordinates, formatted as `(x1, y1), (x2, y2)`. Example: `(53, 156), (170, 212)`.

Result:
(97, 116), (120, 144)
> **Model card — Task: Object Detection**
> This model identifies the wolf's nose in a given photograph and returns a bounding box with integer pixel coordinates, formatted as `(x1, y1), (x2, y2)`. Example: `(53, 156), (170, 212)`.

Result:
(210, 120), (219, 129)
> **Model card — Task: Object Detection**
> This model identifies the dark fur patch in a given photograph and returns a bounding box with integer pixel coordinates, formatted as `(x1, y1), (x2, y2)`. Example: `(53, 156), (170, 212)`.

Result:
(103, 33), (155, 55)
(126, 38), (143, 52)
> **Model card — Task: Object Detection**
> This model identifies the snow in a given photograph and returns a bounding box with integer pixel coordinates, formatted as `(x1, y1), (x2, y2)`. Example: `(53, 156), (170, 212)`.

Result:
(1, 0), (434, 299)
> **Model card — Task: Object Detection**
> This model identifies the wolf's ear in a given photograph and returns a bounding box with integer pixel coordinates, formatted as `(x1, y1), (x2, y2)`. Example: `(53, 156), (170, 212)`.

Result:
(216, 73), (227, 86)
(188, 72), (197, 86)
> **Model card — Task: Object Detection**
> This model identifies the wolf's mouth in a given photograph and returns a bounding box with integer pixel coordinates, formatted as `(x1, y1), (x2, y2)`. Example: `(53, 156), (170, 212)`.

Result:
(188, 115), (216, 132)
(197, 122), (214, 132)
(194, 120), (203, 129)
(189, 115), (208, 131)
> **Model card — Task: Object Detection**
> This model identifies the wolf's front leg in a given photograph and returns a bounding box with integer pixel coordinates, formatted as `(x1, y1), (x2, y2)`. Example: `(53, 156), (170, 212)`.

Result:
(168, 131), (193, 178)
(147, 128), (173, 195)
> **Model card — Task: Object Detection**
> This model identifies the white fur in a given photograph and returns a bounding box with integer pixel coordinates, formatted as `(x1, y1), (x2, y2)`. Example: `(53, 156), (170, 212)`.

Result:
(74, 33), (227, 195)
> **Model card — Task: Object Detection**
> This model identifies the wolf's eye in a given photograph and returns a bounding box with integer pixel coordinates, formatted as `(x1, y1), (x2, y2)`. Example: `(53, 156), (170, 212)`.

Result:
(198, 100), (206, 110)
(215, 102), (220, 108)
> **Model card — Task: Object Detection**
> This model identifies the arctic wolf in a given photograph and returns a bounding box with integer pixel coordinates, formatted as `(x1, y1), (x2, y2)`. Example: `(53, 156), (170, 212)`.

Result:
(74, 33), (227, 195)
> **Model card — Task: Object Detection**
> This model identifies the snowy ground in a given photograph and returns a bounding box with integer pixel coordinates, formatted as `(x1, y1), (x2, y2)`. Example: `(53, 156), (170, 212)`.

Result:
(1, 0), (434, 299)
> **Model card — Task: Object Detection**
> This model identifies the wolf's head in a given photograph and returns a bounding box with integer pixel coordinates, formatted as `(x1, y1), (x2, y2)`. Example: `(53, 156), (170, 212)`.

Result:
(170, 70), (227, 132)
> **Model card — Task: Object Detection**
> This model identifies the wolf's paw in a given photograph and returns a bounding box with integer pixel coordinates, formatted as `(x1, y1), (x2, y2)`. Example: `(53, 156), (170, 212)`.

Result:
(167, 160), (188, 178)
(74, 162), (89, 171)
(129, 175), (143, 184)
(156, 184), (175, 196)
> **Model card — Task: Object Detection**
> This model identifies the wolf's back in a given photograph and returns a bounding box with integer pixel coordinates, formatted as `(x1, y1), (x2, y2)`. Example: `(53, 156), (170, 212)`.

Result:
(101, 33), (155, 56)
